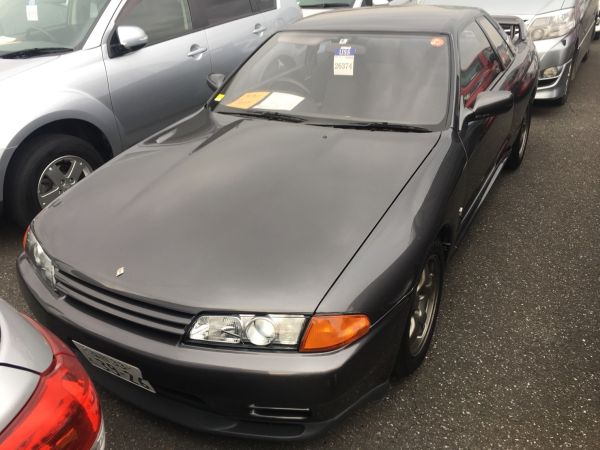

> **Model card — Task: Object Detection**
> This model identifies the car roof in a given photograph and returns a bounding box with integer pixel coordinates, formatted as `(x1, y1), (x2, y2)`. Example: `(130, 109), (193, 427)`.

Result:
(288, 4), (486, 36)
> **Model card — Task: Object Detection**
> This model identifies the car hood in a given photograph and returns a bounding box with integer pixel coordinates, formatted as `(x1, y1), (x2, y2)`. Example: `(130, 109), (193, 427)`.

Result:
(0, 56), (57, 82)
(35, 112), (441, 315)
(420, 0), (568, 17)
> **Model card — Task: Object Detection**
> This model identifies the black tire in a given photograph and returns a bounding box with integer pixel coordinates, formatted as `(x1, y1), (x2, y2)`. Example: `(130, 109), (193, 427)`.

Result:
(393, 241), (445, 377)
(5, 134), (104, 228)
(505, 106), (531, 170)
(556, 60), (574, 106)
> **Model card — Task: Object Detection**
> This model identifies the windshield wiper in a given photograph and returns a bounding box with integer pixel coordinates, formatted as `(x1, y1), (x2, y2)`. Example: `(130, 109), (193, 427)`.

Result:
(1, 47), (74, 59)
(312, 121), (432, 133)
(219, 110), (307, 123)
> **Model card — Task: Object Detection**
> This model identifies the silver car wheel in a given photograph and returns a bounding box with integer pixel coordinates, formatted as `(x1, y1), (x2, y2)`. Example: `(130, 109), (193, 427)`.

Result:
(37, 155), (92, 208)
(408, 254), (441, 357)
(517, 114), (530, 159)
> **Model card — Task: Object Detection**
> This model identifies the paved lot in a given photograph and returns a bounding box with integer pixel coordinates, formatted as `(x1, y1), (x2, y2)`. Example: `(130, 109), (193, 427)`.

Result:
(2, 42), (599, 449)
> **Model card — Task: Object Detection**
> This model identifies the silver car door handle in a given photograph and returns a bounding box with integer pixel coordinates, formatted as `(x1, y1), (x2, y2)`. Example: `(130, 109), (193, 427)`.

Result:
(253, 25), (267, 35)
(187, 47), (207, 58)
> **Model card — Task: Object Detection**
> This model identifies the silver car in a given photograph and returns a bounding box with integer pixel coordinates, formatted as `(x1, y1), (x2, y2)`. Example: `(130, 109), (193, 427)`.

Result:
(0, 0), (302, 227)
(417, 0), (598, 105)
(0, 298), (104, 448)
(298, 0), (391, 17)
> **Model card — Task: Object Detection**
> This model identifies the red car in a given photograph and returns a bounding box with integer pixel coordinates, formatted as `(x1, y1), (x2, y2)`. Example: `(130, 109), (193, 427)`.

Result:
(0, 297), (104, 450)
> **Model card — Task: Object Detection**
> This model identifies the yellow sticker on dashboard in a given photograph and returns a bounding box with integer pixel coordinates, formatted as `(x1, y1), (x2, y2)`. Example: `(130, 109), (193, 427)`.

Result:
(226, 91), (270, 110)
(214, 93), (225, 102)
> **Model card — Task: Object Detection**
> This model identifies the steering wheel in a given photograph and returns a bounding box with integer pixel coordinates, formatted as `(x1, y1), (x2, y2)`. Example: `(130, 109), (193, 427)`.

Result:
(25, 26), (55, 42)
(269, 77), (311, 98)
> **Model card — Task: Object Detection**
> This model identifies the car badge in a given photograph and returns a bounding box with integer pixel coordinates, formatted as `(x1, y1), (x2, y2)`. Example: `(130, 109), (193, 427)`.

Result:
(116, 267), (125, 277)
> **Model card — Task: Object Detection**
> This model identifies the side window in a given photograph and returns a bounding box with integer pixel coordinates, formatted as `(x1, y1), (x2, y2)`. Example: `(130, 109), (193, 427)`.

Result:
(250, 0), (276, 13)
(188, 0), (253, 28)
(458, 21), (503, 108)
(478, 17), (514, 68)
(116, 0), (192, 46)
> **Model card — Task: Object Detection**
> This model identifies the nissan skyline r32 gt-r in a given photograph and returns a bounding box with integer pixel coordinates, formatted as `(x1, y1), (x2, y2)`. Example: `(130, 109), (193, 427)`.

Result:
(18, 5), (538, 441)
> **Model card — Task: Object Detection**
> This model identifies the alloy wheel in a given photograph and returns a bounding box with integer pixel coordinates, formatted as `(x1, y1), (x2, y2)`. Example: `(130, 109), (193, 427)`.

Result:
(408, 254), (442, 357)
(37, 155), (93, 208)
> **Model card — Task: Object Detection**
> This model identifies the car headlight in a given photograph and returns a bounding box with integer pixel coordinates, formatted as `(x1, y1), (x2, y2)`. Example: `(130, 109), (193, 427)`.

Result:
(528, 8), (576, 41)
(23, 226), (56, 287)
(187, 313), (371, 352)
(188, 314), (306, 349)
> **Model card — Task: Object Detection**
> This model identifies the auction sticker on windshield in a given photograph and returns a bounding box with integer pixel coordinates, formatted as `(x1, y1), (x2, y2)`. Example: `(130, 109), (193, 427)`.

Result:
(73, 341), (156, 393)
(254, 92), (304, 111)
(227, 91), (270, 109)
(334, 47), (355, 76)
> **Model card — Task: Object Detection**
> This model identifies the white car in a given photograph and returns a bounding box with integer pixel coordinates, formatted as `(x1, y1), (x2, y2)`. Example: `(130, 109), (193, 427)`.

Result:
(298, 0), (391, 17)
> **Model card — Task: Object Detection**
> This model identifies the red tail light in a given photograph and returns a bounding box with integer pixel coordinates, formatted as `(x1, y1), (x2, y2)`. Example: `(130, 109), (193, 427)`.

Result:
(0, 316), (103, 450)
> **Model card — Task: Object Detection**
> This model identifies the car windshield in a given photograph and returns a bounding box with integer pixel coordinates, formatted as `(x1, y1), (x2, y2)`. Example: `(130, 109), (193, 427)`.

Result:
(212, 31), (451, 129)
(0, 0), (110, 57)
(297, 1), (355, 8)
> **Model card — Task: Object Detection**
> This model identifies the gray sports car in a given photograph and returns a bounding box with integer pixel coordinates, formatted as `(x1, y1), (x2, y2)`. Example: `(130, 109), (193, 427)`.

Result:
(0, 298), (104, 449)
(18, 5), (538, 440)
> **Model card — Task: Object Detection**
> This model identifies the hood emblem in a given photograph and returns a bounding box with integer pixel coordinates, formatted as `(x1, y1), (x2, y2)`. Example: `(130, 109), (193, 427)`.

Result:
(116, 267), (125, 277)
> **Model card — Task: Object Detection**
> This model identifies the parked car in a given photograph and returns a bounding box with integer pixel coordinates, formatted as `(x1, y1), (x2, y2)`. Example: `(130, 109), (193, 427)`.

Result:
(298, 0), (391, 17)
(416, 0), (598, 105)
(18, 5), (538, 440)
(0, 298), (104, 449)
(0, 0), (302, 228)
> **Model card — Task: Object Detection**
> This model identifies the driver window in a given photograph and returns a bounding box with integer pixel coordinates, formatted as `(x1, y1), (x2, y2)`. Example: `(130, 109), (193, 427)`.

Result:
(116, 0), (192, 46)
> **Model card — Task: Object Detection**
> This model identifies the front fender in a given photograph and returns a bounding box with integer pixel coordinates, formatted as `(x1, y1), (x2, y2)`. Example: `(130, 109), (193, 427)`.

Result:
(315, 130), (466, 323)
(0, 90), (121, 203)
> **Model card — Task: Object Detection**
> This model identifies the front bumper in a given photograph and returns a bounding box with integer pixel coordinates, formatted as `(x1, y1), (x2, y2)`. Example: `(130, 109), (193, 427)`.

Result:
(533, 32), (577, 100)
(17, 254), (409, 441)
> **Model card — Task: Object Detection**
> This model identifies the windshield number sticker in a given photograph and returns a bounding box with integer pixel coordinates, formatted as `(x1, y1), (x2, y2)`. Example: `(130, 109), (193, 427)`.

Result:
(26, 0), (39, 22)
(334, 47), (355, 77)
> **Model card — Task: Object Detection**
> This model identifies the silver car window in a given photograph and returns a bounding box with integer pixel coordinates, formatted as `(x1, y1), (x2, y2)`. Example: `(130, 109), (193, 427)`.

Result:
(115, 0), (193, 46)
(0, 0), (110, 53)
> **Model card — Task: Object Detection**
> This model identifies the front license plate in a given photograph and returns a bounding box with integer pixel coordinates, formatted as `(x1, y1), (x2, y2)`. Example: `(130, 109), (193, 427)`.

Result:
(73, 341), (156, 393)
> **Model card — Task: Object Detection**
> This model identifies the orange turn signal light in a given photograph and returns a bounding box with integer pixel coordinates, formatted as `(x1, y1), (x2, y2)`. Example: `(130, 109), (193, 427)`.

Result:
(300, 314), (370, 353)
(22, 225), (30, 250)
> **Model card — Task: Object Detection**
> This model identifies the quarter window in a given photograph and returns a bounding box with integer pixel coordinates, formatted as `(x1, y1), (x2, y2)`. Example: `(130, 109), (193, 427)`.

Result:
(478, 17), (514, 68)
(250, 0), (276, 13)
(116, 0), (192, 45)
(458, 21), (503, 108)
(188, 0), (254, 28)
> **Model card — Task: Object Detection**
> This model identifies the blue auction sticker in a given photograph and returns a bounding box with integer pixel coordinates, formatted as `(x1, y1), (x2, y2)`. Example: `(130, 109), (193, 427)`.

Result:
(335, 47), (356, 57)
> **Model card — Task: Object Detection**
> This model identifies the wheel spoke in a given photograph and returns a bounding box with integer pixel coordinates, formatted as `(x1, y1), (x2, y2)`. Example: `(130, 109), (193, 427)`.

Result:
(39, 187), (62, 205)
(66, 159), (85, 181)
(44, 165), (64, 187)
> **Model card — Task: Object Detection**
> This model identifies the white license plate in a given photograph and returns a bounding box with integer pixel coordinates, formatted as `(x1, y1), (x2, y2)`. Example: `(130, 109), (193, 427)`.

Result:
(73, 341), (156, 393)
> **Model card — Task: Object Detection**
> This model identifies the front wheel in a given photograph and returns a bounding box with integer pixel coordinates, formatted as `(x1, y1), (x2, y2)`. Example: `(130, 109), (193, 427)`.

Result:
(505, 106), (531, 170)
(6, 134), (104, 228)
(393, 242), (444, 377)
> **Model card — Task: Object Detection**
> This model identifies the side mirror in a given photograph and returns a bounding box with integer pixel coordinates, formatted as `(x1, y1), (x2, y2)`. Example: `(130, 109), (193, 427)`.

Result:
(207, 73), (226, 91)
(116, 26), (148, 52)
(464, 91), (513, 124)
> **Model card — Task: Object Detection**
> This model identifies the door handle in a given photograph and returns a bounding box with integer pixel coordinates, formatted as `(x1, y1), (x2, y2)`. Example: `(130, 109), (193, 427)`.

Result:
(187, 46), (207, 58)
(253, 25), (267, 35)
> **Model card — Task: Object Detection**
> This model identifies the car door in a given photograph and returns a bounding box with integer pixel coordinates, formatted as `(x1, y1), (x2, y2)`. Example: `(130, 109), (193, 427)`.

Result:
(458, 20), (513, 212)
(103, 0), (213, 148)
(191, 0), (270, 77)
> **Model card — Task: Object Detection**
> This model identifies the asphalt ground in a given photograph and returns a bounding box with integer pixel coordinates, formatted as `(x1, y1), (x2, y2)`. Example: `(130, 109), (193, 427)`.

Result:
(1, 41), (599, 449)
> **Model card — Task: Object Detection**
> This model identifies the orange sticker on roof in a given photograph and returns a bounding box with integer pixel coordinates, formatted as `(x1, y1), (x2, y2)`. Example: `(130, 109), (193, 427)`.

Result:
(226, 92), (270, 110)
(430, 37), (446, 48)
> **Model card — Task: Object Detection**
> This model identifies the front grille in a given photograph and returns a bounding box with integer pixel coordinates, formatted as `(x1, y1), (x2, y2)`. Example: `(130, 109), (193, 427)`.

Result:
(55, 271), (195, 337)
